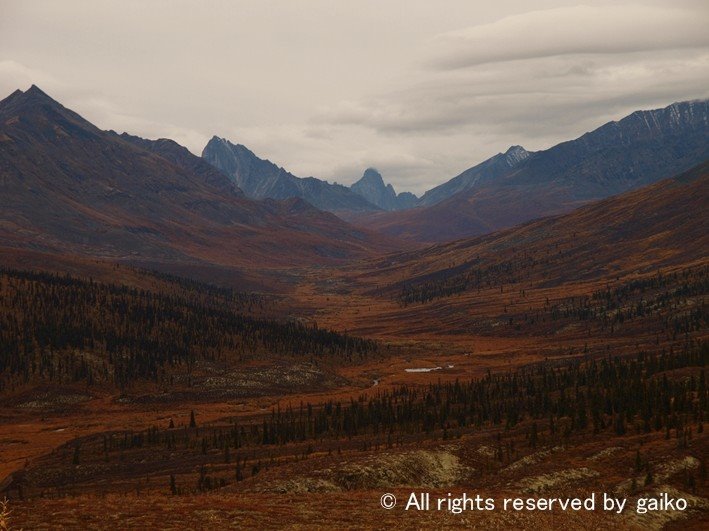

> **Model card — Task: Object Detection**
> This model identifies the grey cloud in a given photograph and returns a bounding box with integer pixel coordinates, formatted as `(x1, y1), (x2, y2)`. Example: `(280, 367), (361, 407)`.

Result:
(2, 1), (708, 196)
(320, 52), (709, 137)
(427, 5), (709, 70)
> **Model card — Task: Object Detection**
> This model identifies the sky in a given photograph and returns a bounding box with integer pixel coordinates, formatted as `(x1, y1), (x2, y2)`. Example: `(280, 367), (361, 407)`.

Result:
(1, 1), (708, 195)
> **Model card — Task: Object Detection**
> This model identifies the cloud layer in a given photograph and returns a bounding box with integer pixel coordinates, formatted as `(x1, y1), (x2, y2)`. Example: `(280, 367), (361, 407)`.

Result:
(428, 5), (709, 69)
(1, 1), (708, 195)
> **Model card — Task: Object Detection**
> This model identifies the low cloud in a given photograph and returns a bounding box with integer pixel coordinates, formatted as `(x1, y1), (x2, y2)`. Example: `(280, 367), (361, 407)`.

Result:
(2, 1), (708, 196)
(428, 5), (709, 70)
(315, 42), (709, 193)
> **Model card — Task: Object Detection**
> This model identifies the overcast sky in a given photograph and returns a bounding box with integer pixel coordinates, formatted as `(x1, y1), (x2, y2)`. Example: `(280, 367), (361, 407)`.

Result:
(1, 0), (708, 194)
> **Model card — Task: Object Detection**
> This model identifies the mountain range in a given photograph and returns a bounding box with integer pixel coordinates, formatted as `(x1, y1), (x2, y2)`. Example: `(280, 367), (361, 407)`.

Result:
(373, 159), (709, 294)
(0, 86), (401, 281)
(202, 137), (416, 213)
(201, 99), (708, 244)
(2, 85), (707, 277)
(350, 100), (709, 242)
(315, 158), (709, 344)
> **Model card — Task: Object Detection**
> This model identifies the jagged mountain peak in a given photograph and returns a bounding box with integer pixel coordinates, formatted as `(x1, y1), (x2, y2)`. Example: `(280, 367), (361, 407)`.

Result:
(1, 85), (52, 111)
(204, 137), (275, 164)
(115, 131), (244, 197)
(418, 99), (708, 209)
(205, 135), (247, 153)
(0, 86), (397, 269)
(350, 168), (417, 211)
(0, 88), (24, 105)
(0, 85), (103, 141)
(504, 145), (529, 165)
(25, 84), (52, 99)
(202, 137), (380, 213)
(418, 144), (531, 207)
(360, 167), (384, 183)
(357, 99), (709, 243)
(576, 99), (709, 149)
(1, 85), (64, 112)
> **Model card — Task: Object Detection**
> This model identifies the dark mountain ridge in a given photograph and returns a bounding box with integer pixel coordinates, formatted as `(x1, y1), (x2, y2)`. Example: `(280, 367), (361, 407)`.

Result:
(0, 86), (401, 276)
(418, 145), (530, 206)
(362, 159), (709, 299)
(350, 168), (417, 210)
(351, 99), (709, 242)
(202, 137), (382, 213)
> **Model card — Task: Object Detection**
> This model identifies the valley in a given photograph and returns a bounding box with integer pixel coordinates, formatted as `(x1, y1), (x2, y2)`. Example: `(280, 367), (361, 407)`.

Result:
(0, 86), (706, 529)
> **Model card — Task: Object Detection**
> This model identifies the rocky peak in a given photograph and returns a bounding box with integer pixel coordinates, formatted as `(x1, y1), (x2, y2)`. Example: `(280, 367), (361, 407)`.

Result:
(202, 136), (381, 212)
(0, 85), (103, 142)
(350, 168), (417, 211)
(1, 85), (58, 114)
(504, 145), (529, 166)
(24, 84), (53, 100)
(360, 168), (385, 186)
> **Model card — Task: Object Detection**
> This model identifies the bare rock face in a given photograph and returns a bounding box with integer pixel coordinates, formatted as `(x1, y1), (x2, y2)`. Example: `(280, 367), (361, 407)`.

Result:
(358, 99), (709, 243)
(418, 145), (530, 207)
(0, 85), (395, 270)
(202, 137), (381, 213)
(350, 168), (418, 211)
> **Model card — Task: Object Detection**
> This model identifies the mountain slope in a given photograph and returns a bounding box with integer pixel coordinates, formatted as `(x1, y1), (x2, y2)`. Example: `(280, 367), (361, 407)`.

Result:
(364, 159), (709, 295)
(350, 168), (417, 210)
(115, 132), (245, 197)
(285, 159), (708, 345)
(0, 86), (400, 275)
(418, 145), (530, 207)
(202, 137), (381, 213)
(354, 100), (709, 242)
